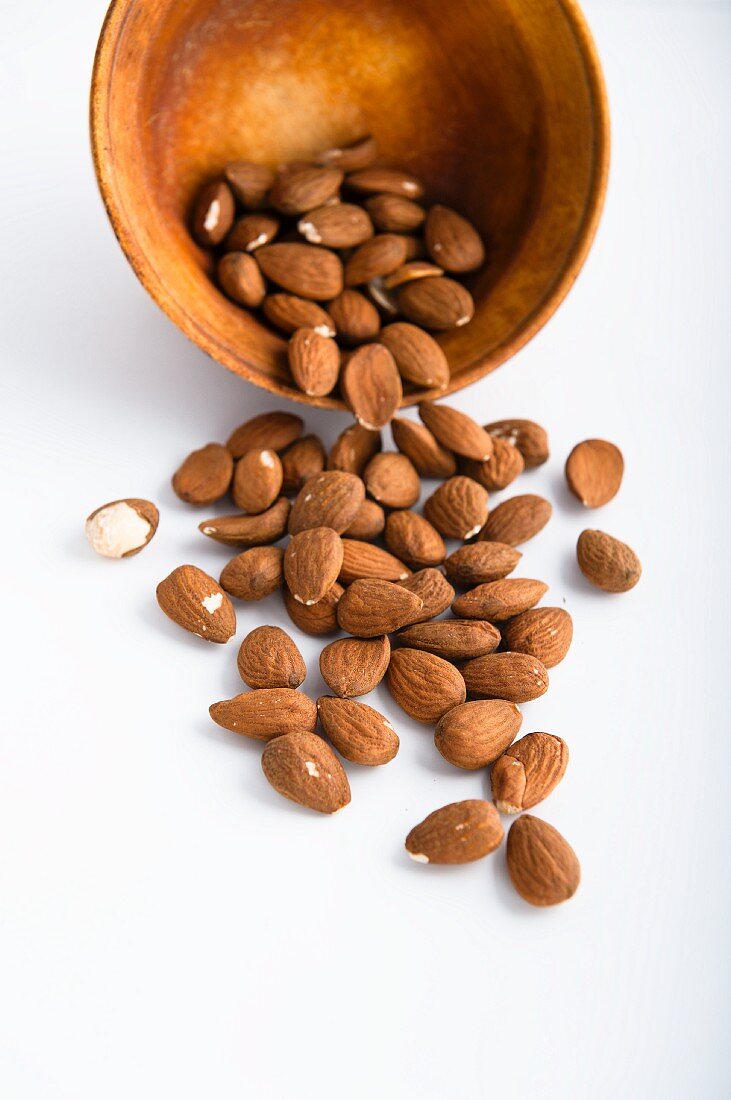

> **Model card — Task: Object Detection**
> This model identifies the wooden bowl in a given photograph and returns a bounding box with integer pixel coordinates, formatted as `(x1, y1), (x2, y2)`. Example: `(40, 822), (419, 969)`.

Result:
(91, 0), (609, 408)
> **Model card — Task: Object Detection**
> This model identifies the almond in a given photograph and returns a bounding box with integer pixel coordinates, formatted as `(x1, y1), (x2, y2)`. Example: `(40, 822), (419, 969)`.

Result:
(363, 452), (420, 508)
(405, 800), (503, 864)
(328, 423), (381, 475)
(424, 205), (485, 273)
(565, 439), (624, 507)
(418, 402), (493, 461)
(346, 168), (424, 199)
(461, 437), (524, 491)
(577, 529), (641, 592)
(192, 179), (235, 246)
(444, 542), (521, 586)
(262, 294), (336, 337)
(256, 243), (343, 300)
(383, 262), (444, 290)
(480, 494), (552, 546)
(364, 276), (400, 317)
(199, 498), (290, 546)
(365, 194), (426, 233)
(501, 607), (573, 668)
(224, 161), (274, 208)
(452, 578), (548, 621)
(284, 582), (344, 636)
(398, 277), (475, 330)
(316, 134), (378, 172)
(217, 252), (267, 308)
(397, 568), (455, 623)
(378, 324), (450, 390)
(384, 510), (445, 569)
(423, 476), (489, 539)
(397, 619), (500, 661)
(391, 418), (457, 478)
(343, 499), (385, 541)
(462, 651), (549, 703)
(327, 290), (381, 343)
(210, 687), (317, 740)
(298, 203), (374, 248)
(288, 471), (365, 535)
(337, 578), (423, 637)
(506, 815), (580, 906)
(492, 733), (569, 814)
(339, 539), (410, 584)
(281, 435), (326, 493)
(156, 564), (236, 643)
(85, 498), (159, 558)
(340, 344), (402, 430)
(269, 164), (343, 214)
(232, 448), (283, 513)
(485, 418), (549, 468)
(261, 731), (351, 814)
(219, 546), (284, 601)
(319, 635), (391, 698)
(285, 527), (344, 605)
(434, 699), (522, 769)
(344, 234), (408, 286)
(225, 212), (280, 252)
(386, 648), (466, 722)
(227, 411), (303, 458)
(317, 696), (399, 765)
(172, 443), (233, 505)
(397, 235), (427, 261)
(237, 625), (306, 689)
(287, 327), (340, 397)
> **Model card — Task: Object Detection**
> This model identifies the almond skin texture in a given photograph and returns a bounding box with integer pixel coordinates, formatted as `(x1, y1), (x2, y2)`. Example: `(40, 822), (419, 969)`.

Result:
(424, 205), (486, 273)
(317, 135), (378, 172)
(434, 699), (522, 769)
(343, 500), (385, 541)
(492, 733), (569, 813)
(337, 578), (422, 637)
(577, 529), (642, 593)
(217, 252), (266, 308)
(263, 295), (336, 337)
(210, 688), (317, 740)
(268, 164), (343, 215)
(398, 277), (475, 330)
(281, 435), (326, 494)
(506, 815), (580, 906)
(232, 448), (283, 514)
(156, 565), (236, 643)
(317, 696), (399, 765)
(486, 419), (549, 468)
(385, 510), (446, 569)
(398, 568), (455, 623)
(480, 494), (552, 546)
(298, 203), (374, 248)
(341, 344), (402, 430)
(405, 800), (503, 864)
(256, 243), (344, 300)
(319, 635), (391, 698)
(383, 262), (444, 290)
(219, 546), (284, 601)
(378, 323), (450, 390)
(424, 476), (489, 540)
(365, 194), (426, 233)
(288, 472), (365, 535)
(461, 437), (525, 492)
(346, 168), (424, 199)
(199, 498), (290, 547)
(285, 527), (344, 605)
(225, 212), (280, 252)
(237, 626), (306, 689)
(328, 423), (381, 475)
(173, 443), (233, 505)
(452, 578), (548, 621)
(227, 412), (303, 458)
(192, 179), (235, 246)
(284, 583), (343, 636)
(224, 161), (274, 208)
(345, 234), (408, 286)
(462, 652), (549, 703)
(397, 619), (500, 661)
(287, 328), (340, 397)
(391, 418), (457, 478)
(363, 452), (420, 509)
(339, 540), (410, 584)
(418, 403), (493, 461)
(565, 439), (624, 507)
(502, 608), (573, 668)
(444, 542), (521, 586)
(85, 498), (159, 558)
(387, 648), (466, 723)
(327, 290), (381, 344)
(261, 731), (351, 813)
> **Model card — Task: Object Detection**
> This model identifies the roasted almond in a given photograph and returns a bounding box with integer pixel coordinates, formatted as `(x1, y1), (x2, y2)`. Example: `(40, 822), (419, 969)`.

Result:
(337, 578), (422, 637)
(452, 578), (548, 621)
(285, 527), (344, 605)
(444, 542), (521, 586)
(217, 252), (267, 308)
(424, 204), (485, 273)
(398, 568), (455, 623)
(256, 243), (343, 300)
(288, 327), (340, 397)
(461, 437), (525, 491)
(317, 696), (399, 766)
(383, 262), (444, 290)
(340, 344), (402, 430)
(378, 323), (450, 390)
(576, 529), (642, 593)
(344, 234), (408, 286)
(391, 418), (457, 478)
(224, 161), (274, 208)
(327, 422), (381, 475)
(192, 179), (235, 246)
(261, 730), (350, 813)
(418, 402), (493, 461)
(398, 277), (474, 330)
(506, 815), (580, 906)
(397, 619), (500, 661)
(316, 134), (378, 172)
(462, 652), (549, 703)
(565, 438), (624, 507)
(365, 193), (426, 233)
(172, 443), (233, 505)
(227, 411), (303, 458)
(319, 635), (391, 698)
(85, 498), (159, 558)
(232, 448), (283, 513)
(237, 625), (306, 689)
(486, 418), (549, 468)
(492, 733), (569, 814)
(343, 499), (385, 541)
(288, 471), (365, 535)
(339, 539), (410, 584)
(502, 607), (573, 668)
(397, 235), (427, 261)
(327, 290), (381, 344)
(406, 800), (503, 864)
(434, 699), (522, 769)
(225, 213), (280, 252)
(423, 476), (489, 539)
(281, 435), (326, 493)
(384, 510), (445, 569)
(346, 168), (424, 199)
(480, 494), (552, 546)
(269, 164), (343, 214)
(262, 294), (336, 337)
(210, 688), (317, 740)
(284, 582), (344, 636)
(363, 452), (420, 508)
(219, 546), (284, 601)
(386, 648), (466, 722)
(199, 498), (290, 546)
(298, 203), (374, 248)
(156, 564), (236, 643)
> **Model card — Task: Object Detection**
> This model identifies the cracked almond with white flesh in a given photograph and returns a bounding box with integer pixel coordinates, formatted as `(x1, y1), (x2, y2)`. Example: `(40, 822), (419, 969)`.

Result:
(328, 423), (381, 475)
(172, 444), (233, 505)
(387, 648), (466, 723)
(424, 205), (485, 273)
(452, 578), (548, 621)
(319, 634), (390, 698)
(577, 529), (642, 593)
(346, 168), (424, 199)
(343, 500), (385, 541)
(219, 546), (284, 601)
(363, 452), (420, 509)
(281, 435), (326, 494)
(199, 498), (290, 547)
(423, 476), (489, 540)
(461, 437), (525, 492)
(232, 448), (283, 514)
(502, 607), (573, 668)
(506, 815), (580, 906)
(480, 494), (552, 546)
(85, 498), (159, 558)
(224, 161), (274, 208)
(298, 203), (374, 248)
(398, 568), (455, 624)
(261, 731), (350, 814)
(434, 699), (522, 769)
(217, 252), (266, 308)
(486, 418), (549, 468)
(383, 262), (444, 290)
(256, 243), (343, 300)
(317, 134), (378, 172)
(288, 327), (340, 397)
(210, 688), (317, 740)
(237, 626), (306, 689)
(339, 540), (410, 584)
(341, 344), (402, 430)
(384, 511), (445, 569)
(391, 418), (456, 478)
(225, 212), (280, 252)
(288, 471), (365, 535)
(418, 402), (493, 461)
(156, 564), (236, 643)
(284, 582), (343, 636)
(285, 527), (344, 605)
(337, 578), (422, 637)
(268, 164), (343, 214)
(398, 277), (475, 330)
(462, 652), (549, 703)
(565, 439), (624, 507)
(365, 194), (426, 233)
(317, 696), (399, 766)
(492, 733), (569, 814)
(227, 412), (303, 459)
(406, 800), (503, 864)
(378, 323), (450, 390)
(327, 289), (381, 344)
(192, 179), (235, 246)
(397, 619), (500, 661)
(262, 295), (336, 337)
(344, 234), (408, 286)
(444, 542), (521, 587)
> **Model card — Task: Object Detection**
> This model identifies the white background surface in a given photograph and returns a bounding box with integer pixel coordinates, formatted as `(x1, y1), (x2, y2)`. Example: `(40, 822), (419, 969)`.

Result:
(1, 2), (730, 1097)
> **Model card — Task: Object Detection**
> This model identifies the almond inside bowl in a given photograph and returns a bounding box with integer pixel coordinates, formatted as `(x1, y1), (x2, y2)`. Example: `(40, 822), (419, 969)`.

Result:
(91, 0), (609, 408)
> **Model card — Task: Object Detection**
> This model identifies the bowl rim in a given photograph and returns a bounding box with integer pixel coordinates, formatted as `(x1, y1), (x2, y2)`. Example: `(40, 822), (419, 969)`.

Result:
(90, 0), (610, 409)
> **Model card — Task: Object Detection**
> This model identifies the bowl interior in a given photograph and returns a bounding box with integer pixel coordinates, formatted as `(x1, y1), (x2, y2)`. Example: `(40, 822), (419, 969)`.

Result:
(92, 0), (608, 406)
